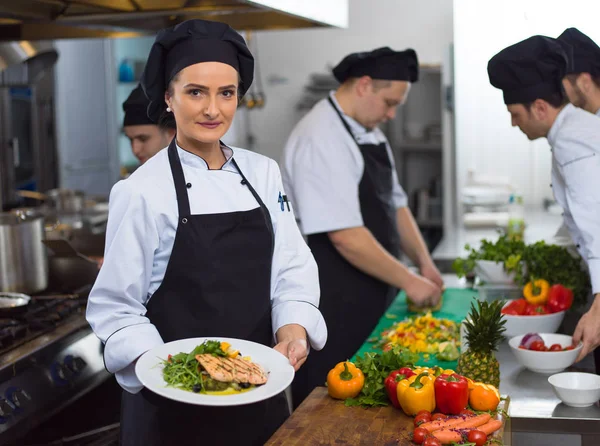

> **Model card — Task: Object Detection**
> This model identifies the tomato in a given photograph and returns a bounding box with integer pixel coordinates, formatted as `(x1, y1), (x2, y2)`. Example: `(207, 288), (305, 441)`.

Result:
(501, 308), (519, 315)
(416, 410), (432, 417)
(529, 340), (546, 351)
(431, 413), (447, 421)
(518, 345), (527, 350)
(412, 427), (428, 444)
(467, 429), (488, 446)
(565, 345), (575, 350)
(549, 344), (563, 351)
(423, 437), (442, 446)
(459, 409), (475, 416)
(525, 304), (549, 315)
(414, 413), (431, 426)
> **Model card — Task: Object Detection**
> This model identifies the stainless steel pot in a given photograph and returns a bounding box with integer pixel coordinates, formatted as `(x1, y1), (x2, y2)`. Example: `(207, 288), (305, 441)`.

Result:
(0, 210), (49, 293)
(46, 188), (85, 214)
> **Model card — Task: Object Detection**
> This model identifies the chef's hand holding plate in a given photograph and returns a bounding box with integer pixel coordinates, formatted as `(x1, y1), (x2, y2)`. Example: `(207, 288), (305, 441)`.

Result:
(274, 324), (308, 371)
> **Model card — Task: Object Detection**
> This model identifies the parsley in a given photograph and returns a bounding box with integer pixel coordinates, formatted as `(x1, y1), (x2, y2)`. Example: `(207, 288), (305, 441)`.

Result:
(344, 345), (418, 407)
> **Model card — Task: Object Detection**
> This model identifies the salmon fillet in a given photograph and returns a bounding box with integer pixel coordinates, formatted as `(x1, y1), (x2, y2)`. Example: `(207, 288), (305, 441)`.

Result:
(196, 354), (268, 385)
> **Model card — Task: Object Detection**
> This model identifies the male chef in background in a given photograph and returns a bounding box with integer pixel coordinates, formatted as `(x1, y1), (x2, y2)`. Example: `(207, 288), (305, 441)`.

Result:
(122, 84), (176, 165)
(282, 47), (443, 407)
(487, 35), (600, 370)
(557, 28), (600, 117)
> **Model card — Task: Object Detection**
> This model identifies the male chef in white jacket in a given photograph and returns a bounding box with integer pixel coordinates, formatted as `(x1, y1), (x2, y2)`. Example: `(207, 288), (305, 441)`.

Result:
(487, 35), (600, 366)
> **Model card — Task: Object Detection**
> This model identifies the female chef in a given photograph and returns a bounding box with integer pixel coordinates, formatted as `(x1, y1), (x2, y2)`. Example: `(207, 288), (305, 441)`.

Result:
(86, 19), (327, 446)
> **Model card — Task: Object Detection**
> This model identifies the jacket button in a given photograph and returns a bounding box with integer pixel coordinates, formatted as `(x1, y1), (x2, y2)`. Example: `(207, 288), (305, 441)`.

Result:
(186, 183), (192, 188)
(241, 179), (247, 185)
(577, 244), (581, 248)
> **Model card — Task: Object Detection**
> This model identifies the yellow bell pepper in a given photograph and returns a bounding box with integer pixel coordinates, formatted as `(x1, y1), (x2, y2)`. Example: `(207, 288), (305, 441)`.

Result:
(396, 372), (436, 416)
(523, 279), (550, 305)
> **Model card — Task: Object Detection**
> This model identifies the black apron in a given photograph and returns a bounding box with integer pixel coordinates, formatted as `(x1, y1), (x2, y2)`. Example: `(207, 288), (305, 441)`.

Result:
(120, 140), (289, 446)
(291, 98), (401, 408)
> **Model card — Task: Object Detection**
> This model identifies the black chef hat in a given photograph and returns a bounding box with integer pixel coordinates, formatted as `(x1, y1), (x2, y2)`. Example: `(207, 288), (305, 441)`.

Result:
(557, 28), (600, 77)
(122, 84), (155, 127)
(332, 47), (419, 84)
(140, 19), (254, 121)
(488, 35), (568, 105)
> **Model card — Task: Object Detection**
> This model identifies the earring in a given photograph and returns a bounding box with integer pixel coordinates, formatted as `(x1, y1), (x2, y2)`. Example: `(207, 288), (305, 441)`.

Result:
(166, 107), (172, 112)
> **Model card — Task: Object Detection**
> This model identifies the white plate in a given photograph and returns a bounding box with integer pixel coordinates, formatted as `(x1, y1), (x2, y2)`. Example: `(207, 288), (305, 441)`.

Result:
(135, 337), (294, 406)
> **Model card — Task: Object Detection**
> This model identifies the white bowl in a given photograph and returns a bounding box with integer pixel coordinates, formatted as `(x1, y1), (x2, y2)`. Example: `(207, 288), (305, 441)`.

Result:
(509, 333), (582, 374)
(502, 300), (566, 338)
(548, 373), (600, 408)
(475, 260), (517, 284)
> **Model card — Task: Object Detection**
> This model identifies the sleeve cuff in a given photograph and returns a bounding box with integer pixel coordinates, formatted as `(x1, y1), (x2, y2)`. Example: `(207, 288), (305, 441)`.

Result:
(588, 258), (600, 294)
(104, 323), (164, 373)
(272, 301), (328, 351)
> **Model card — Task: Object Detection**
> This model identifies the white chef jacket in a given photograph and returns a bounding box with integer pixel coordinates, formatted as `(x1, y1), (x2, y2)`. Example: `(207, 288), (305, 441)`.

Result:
(596, 108), (600, 117)
(548, 104), (600, 294)
(281, 91), (408, 236)
(86, 144), (327, 393)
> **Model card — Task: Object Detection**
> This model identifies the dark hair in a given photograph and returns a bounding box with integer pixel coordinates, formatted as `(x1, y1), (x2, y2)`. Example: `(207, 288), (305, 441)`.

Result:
(157, 110), (176, 130)
(593, 76), (600, 89)
(523, 91), (568, 110)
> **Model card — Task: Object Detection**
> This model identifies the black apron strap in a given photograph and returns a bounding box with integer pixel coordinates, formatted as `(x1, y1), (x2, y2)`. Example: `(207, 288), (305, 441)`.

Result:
(327, 96), (359, 143)
(231, 157), (275, 256)
(167, 139), (191, 219)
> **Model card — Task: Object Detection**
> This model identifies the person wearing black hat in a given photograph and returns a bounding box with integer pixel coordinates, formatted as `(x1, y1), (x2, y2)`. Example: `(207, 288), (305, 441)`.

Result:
(281, 47), (443, 408)
(86, 19), (327, 445)
(488, 35), (600, 369)
(122, 84), (176, 165)
(556, 28), (600, 117)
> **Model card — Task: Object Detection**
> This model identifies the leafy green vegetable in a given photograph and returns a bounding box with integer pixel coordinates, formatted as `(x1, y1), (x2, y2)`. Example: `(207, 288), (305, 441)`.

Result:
(452, 235), (590, 309)
(162, 340), (229, 392)
(344, 345), (418, 407)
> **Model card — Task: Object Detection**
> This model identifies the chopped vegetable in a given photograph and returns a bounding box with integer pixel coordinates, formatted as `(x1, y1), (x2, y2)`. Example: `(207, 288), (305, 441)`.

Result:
(380, 312), (460, 360)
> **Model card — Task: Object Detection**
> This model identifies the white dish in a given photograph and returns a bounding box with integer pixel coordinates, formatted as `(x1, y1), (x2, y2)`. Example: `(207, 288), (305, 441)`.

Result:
(135, 337), (294, 406)
(501, 300), (565, 338)
(548, 372), (600, 408)
(475, 260), (517, 284)
(508, 333), (581, 374)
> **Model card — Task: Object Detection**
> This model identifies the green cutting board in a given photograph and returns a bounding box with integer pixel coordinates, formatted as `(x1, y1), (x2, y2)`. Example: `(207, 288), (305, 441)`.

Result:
(352, 288), (479, 370)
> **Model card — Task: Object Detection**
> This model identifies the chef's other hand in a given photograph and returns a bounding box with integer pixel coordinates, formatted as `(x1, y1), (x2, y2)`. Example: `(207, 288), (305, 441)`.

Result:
(275, 324), (308, 371)
(420, 260), (444, 289)
(573, 294), (600, 362)
(405, 274), (442, 308)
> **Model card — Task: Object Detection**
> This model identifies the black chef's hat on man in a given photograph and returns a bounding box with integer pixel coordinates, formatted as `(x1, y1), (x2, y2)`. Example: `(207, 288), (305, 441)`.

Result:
(487, 35), (569, 105)
(557, 27), (600, 77)
(140, 19), (254, 121)
(333, 47), (419, 84)
(122, 84), (155, 127)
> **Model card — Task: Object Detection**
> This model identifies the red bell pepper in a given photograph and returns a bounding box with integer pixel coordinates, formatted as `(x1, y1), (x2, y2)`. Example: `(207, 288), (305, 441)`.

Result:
(525, 304), (549, 315)
(501, 298), (527, 315)
(434, 373), (469, 415)
(385, 367), (415, 408)
(547, 284), (574, 313)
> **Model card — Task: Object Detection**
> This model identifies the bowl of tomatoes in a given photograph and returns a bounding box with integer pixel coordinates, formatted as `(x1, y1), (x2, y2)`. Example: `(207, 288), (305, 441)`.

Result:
(501, 298), (567, 338)
(508, 333), (582, 374)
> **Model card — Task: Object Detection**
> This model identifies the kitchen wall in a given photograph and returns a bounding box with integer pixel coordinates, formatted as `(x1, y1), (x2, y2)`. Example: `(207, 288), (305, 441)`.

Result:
(247, 0), (454, 162)
(453, 0), (600, 211)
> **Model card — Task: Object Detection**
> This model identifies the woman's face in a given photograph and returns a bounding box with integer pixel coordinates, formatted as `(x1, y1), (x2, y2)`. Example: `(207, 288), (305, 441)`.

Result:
(165, 62), (239, 146)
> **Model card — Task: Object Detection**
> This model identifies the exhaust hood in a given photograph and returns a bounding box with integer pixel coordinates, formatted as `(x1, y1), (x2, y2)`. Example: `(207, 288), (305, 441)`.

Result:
(0, 0), (349, 41)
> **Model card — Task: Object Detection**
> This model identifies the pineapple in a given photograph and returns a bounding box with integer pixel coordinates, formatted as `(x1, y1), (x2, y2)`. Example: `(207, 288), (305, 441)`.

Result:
(456, 300), (506, 388)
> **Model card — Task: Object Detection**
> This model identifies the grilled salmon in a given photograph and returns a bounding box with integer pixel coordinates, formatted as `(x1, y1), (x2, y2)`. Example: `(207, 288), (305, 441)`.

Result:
(196, 354), (268, 385)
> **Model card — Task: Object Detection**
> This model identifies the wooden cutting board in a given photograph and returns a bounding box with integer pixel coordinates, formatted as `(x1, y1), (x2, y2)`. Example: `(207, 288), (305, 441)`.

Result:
(267, 387), (511, 446)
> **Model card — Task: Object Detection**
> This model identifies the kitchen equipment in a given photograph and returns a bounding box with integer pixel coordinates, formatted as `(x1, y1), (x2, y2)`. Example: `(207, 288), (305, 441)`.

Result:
(43, 238), (100, 293)
(0, 210), (48, 294)
(0, 292), (31, 315)
(474, 283), (522, 302)
(548, 372), (600, 408)
(501, 300), (566, 338)
(509, 333), (580, 374)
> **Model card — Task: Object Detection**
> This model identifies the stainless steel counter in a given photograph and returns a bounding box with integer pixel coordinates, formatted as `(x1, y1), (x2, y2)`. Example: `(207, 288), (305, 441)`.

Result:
(441, 274), (600, 445)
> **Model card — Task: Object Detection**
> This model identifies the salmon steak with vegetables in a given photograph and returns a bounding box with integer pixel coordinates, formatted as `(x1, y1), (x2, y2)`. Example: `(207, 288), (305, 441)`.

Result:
(196, 354), (268, 385)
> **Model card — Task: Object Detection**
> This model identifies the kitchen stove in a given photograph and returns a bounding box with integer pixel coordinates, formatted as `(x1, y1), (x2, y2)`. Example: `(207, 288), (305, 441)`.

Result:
(0, 287), (110, 444)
